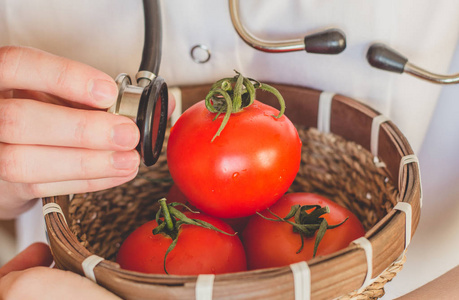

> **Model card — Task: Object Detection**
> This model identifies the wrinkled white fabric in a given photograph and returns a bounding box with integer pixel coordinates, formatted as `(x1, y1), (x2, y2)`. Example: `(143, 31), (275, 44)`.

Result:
(1, 1), (459, 298)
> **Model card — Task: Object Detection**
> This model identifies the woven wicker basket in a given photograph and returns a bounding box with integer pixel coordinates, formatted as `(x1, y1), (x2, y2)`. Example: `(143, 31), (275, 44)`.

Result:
(43, 83), (422, 300)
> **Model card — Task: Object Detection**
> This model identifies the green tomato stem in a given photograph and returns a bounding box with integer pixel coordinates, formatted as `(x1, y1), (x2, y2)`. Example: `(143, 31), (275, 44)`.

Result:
(205, 89), (234, 142)
(205, 70), (286, 142)
(258, 83), (285, 118)
(257, 204), (348, 258)
(159, 198), (174, 232)
(152, 198), (236, 274)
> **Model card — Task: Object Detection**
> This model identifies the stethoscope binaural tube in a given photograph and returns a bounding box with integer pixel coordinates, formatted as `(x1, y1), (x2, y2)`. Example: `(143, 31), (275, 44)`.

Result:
(230, 0), (458, 85)
(367, 43), (459, 84)
(108, 0), (168, 167)
(229, 0), (346, 54)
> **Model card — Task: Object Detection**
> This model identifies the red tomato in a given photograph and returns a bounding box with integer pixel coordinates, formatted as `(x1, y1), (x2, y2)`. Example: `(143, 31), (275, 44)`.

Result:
(116, 212), (247, 275)
(242, 193), (365, 270)
(167, 100), (302, 218)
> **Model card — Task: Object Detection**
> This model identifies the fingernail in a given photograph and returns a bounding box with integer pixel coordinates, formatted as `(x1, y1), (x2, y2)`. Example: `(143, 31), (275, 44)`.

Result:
(89, 79), (117, 106)
(111, 151), (140, 170)
(111, 123), (139, 148)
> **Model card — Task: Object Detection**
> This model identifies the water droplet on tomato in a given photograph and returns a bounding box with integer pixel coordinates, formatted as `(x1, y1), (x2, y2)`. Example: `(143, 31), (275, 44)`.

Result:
(232, 172), (239, 179)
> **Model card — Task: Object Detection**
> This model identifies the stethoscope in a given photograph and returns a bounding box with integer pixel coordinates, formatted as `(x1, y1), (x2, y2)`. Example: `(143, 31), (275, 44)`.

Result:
(108, 0), (168, 167)
(229, 0), (459, 84)
(112, 0), (459, 167)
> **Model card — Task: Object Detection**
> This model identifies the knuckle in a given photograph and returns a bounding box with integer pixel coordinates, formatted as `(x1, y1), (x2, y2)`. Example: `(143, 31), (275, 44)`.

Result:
(0, 273), (24, 299)
(0, 144), (23, 182)
(53, 57), (72, 88)
(27, 183), (45, 199)
(0, 267), (46, 299)
(0, 100), (24, 142)
(73, 112), (90, 146)
(77, 151), (95, 179)
(0, 46), (24, 85)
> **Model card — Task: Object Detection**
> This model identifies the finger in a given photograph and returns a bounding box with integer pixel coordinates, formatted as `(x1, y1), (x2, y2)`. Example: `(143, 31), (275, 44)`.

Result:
(0, 46), (117, 108)
(167, 91), (176, 119)
(0, 170), (138, 218)
(10, 89), (96, 110)
(0, 143), (140, 183)
(0, 243), (53, 278)
(0, 267), (121, 300)
(28, 169), (139, 199)
(0, 99), (140, 151)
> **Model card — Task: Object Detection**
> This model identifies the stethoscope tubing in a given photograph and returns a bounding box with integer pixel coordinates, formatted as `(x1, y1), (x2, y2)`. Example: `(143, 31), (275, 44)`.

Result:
(109, 0), (168, 167)
(140, 0), (162, 75)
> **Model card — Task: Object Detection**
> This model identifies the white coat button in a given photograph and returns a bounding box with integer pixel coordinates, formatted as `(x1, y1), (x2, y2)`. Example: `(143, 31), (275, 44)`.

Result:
(190, 44), (211, 63)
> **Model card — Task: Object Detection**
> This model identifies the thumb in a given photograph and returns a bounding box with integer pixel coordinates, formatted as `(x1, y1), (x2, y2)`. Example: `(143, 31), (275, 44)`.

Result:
(0, 244), (121, 300)
(0, 242), (53, 278)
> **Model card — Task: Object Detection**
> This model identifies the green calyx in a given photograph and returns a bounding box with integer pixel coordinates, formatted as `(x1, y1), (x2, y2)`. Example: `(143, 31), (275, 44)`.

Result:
(152, 198), (235, 274)
(205, 70), (286, 142)
(257, 204), (348, 258)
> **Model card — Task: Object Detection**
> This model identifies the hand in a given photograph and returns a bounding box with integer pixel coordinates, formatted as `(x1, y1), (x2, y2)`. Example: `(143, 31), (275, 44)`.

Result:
(0, 46), (175, 219)
(0, 243), (121, 299)
(396, 265), (459, 300)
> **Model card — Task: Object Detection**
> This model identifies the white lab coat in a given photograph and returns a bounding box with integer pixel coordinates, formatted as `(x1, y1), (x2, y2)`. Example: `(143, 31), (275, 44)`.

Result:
(1, 1), (459, 298)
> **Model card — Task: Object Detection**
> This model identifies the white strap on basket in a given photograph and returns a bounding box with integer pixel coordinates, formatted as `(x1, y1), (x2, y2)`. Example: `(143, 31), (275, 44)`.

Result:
(42, 203), (67, 225)
(352, 237), (373, 290)
(394, 202), (412, 250)
(371, 115), (389, 168)
(82, 255), (104, 283)
(169, 86), (182, 126)
(195, 274), (215, 300)
(399, 154), (423, 207)
(394, 202), (412, 263)
(290, 261), (311, 300)
(317, 91), (335, 133)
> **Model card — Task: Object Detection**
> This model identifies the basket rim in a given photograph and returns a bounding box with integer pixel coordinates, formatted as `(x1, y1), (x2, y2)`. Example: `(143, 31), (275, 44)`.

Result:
(43, 83), (422, 300)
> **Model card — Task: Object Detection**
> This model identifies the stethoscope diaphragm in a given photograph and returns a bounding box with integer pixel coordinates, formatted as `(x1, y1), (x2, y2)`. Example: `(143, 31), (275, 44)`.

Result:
(108, 72), (168, 166)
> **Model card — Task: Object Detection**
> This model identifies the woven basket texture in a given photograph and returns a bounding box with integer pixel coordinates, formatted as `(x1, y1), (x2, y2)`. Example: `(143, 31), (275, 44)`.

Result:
(66, 126), (401, 299)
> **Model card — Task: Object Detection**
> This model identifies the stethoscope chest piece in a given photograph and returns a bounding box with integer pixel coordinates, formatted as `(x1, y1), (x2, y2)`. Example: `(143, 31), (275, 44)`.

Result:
(108, 71), (168, 166)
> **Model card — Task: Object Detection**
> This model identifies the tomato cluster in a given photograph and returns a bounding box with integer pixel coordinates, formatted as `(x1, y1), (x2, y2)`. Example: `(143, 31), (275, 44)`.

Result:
(116, 72), (365, 276)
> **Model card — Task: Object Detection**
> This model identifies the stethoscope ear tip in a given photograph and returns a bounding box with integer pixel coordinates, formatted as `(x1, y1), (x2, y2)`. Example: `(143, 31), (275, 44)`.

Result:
(366, 43), (407, 74)
(304, 28), (347, 54)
